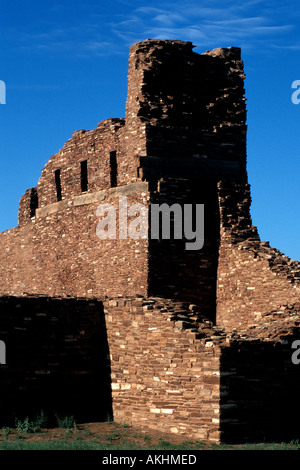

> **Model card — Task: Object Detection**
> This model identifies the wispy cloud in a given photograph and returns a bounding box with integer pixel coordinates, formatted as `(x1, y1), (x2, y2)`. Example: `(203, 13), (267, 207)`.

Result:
(271, 43), (300, 50)
(13, 22), (119, 57)
(112, 0), (296, 52)
(4, 0), (299, 57)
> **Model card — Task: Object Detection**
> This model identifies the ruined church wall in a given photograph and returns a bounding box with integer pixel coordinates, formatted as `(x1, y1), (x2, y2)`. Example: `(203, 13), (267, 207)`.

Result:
(1, 293), (299, 443)
(14, 40), (252, 308)
(0, 295), (110, 426)
(104, 297), (222, 442)
(36, 119), (126, 209)
(216, 182), (300, 330)
(0, 185), (150, 299)
(219, 336), (300, 443)
(0, 293), (223, 442)
(217, 240), (300, 331)
(18, 116), (143, 227)
(147, 178), (220, 320)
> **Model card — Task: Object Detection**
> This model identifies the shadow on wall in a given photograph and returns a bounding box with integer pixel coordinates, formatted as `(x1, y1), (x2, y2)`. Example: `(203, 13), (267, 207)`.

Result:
(0, 296), (113, 427)
(148, 179), (220, 323)
(220, 338), (300, 443)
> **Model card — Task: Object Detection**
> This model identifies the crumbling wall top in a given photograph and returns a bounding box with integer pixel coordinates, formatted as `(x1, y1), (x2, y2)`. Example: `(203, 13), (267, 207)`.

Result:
(202, 46), (241, 59)
(130, 38), (195, 51)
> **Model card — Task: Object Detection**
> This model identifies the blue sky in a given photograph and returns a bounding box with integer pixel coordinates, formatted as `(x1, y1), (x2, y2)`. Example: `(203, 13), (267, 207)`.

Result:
(0, 0), (299, 260)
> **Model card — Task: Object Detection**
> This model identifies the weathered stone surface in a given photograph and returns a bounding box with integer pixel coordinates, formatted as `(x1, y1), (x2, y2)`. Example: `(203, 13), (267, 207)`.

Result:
(0, 39), (299, 443)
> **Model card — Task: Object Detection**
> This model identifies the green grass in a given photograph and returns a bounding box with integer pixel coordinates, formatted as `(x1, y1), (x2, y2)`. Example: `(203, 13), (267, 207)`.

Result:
(0, 439), (299, 451)
(15, 410), (48, 434)
(0, 440), (109, 450)
(2, 413), (300, 450)
(55, 414), (76, 429)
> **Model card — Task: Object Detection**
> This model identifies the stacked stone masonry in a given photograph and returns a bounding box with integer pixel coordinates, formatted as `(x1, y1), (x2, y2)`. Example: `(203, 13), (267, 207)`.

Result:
(0, 39), (299, 442)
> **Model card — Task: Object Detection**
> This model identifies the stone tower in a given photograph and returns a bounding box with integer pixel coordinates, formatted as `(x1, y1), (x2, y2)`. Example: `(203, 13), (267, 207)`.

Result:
(125, 40), (249, 321)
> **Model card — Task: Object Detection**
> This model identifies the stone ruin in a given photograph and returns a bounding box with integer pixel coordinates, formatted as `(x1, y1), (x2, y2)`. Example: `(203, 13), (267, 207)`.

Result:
(0, 39), (299, 443)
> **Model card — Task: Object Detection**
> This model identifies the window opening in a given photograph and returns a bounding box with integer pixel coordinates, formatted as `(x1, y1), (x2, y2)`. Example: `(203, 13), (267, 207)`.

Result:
(54, 169), (62, 201)
(110, 151), (117, 188)
(81, 160), (88, 193)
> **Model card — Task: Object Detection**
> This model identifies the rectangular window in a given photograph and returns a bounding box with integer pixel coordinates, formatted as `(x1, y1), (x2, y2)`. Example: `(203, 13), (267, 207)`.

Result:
(54, 169), (62, 201)
(110, 151), (117, 188)
(30, 188), (38, 218)
(81, 160), (88, 192)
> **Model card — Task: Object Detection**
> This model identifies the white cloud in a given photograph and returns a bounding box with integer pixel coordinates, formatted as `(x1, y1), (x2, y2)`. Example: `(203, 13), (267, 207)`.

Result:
(112, 0), (296, 51)
(6, 0), (298, 57)
(142, 27), (208, 43)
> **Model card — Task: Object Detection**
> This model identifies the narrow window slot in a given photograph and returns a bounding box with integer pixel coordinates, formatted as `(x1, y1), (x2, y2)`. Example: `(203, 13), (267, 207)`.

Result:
(110, 151), (117, 188)
(54, 169), (62, 201)
(30, 188), (38, 218)
(81, 160), (88, 192)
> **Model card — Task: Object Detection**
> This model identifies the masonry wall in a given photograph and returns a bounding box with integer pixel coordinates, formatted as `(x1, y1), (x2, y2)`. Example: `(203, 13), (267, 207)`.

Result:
(220, 336), (300, 443)
(103, 296), (222, 442)
(105, 305), (300, 443)
(0, 294), (224, 441)
(0, 295), (111, 426)
(125, 40), (249, 319)
(127, 40), (247, 175)
(3, 40), (250, 308)
(0, 185), (149, 298)
(216, 181), (300, 330)
(0, 38), (300, 443)
(148, 178), (220, 320)
(37, 119), (129, 208)
(1, 293), (299, 443)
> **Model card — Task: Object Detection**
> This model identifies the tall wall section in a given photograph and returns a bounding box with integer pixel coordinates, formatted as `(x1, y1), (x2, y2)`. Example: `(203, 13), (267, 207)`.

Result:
(128, 40), (248, 319)
(104, 296), (222, 441)
(128, 40), (247, 171)
(216, 181), (300, 331)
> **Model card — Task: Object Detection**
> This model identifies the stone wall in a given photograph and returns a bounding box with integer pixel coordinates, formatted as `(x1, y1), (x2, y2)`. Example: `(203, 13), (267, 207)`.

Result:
(0, 294), (223, 439)
(0, 39), (299, 442)
(103, 296), (222, 442)
(0, 39), (251, 316)
(36, 119), (126, 209)
(216, 181), (300, 331)
(104, 296), (300, 443)
(220, 334), (300, 443)
(127, 40), (247, 176)
(0, 295), (111, 427)
(0, 184), (150, 298)
(1, 294), (299, 443)
(148, 178), (220, 320)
